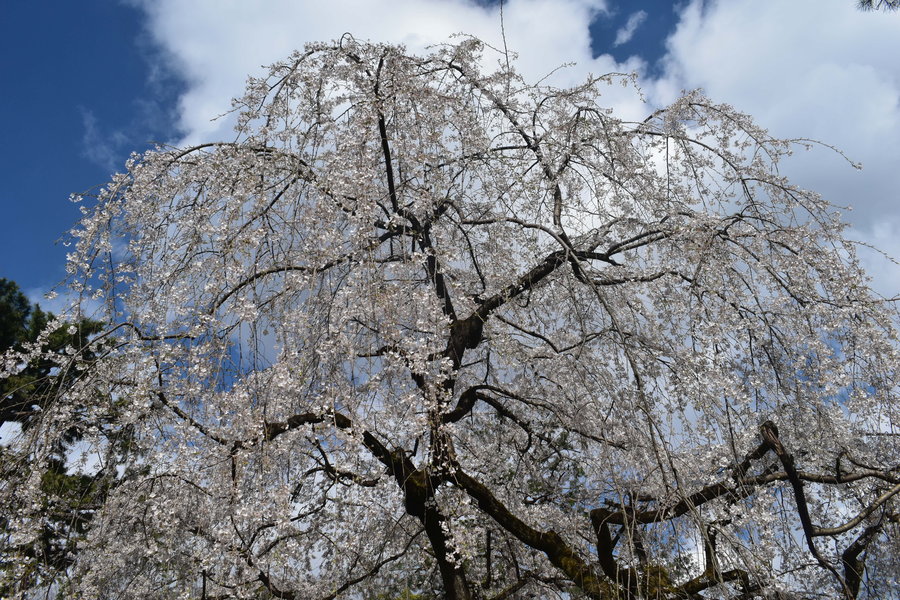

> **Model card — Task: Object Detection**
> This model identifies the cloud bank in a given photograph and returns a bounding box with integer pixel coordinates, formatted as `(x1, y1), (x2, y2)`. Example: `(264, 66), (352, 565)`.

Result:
(131, 0), (900, 293)
(650, 0), (900, 293)
(135, 0), (637, 144)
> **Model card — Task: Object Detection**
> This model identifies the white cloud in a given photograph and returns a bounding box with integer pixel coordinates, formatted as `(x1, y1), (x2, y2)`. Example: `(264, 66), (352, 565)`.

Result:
(650, 0), (900, 291)
(133, 0), (640, 144)
(849, 219), (900, 299)
(613, 9), (647, 46)
(80, 108), (130, 172)
(0, 421), (22, 447)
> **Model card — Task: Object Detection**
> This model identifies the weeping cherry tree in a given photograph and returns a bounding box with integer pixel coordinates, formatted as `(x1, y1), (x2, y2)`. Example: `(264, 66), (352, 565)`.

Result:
(2, 37), (899, 600)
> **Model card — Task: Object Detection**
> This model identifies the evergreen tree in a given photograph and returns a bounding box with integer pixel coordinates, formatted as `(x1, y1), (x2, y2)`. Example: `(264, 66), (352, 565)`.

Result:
(0, 279), (111, 595)
(0, 279), (31, 353)
(0, 279), (102, 426)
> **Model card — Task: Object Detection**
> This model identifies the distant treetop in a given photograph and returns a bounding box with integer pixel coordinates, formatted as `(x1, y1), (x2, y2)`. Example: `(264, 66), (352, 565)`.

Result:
(858, 0), (900, 11)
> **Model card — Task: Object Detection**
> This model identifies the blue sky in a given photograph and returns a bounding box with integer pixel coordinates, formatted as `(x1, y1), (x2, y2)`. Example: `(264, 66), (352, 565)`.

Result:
(2, 0), (899, 309)
(1, 0), (183, 296)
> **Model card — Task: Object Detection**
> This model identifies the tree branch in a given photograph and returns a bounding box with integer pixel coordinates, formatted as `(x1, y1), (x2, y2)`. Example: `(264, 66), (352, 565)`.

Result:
(451, 466), (609, 599)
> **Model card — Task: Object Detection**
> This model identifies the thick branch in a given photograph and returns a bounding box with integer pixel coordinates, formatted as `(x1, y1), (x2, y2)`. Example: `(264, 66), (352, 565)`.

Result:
(841, 521), (882, 599)
(210, 229), (398, 314)
(452, 467), (610, 599)
(476, 250), (567, 318)
(759, 421), (852, 597)
(260, 409), (471, 599)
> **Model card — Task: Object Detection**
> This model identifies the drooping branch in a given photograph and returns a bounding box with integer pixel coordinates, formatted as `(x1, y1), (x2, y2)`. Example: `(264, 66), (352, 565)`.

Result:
(209, 229), (400, 314)
(318, 528), (425, 600)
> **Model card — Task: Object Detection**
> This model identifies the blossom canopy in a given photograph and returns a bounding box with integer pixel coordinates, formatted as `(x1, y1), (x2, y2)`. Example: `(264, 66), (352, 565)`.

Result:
(2, 37), (899, 600)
